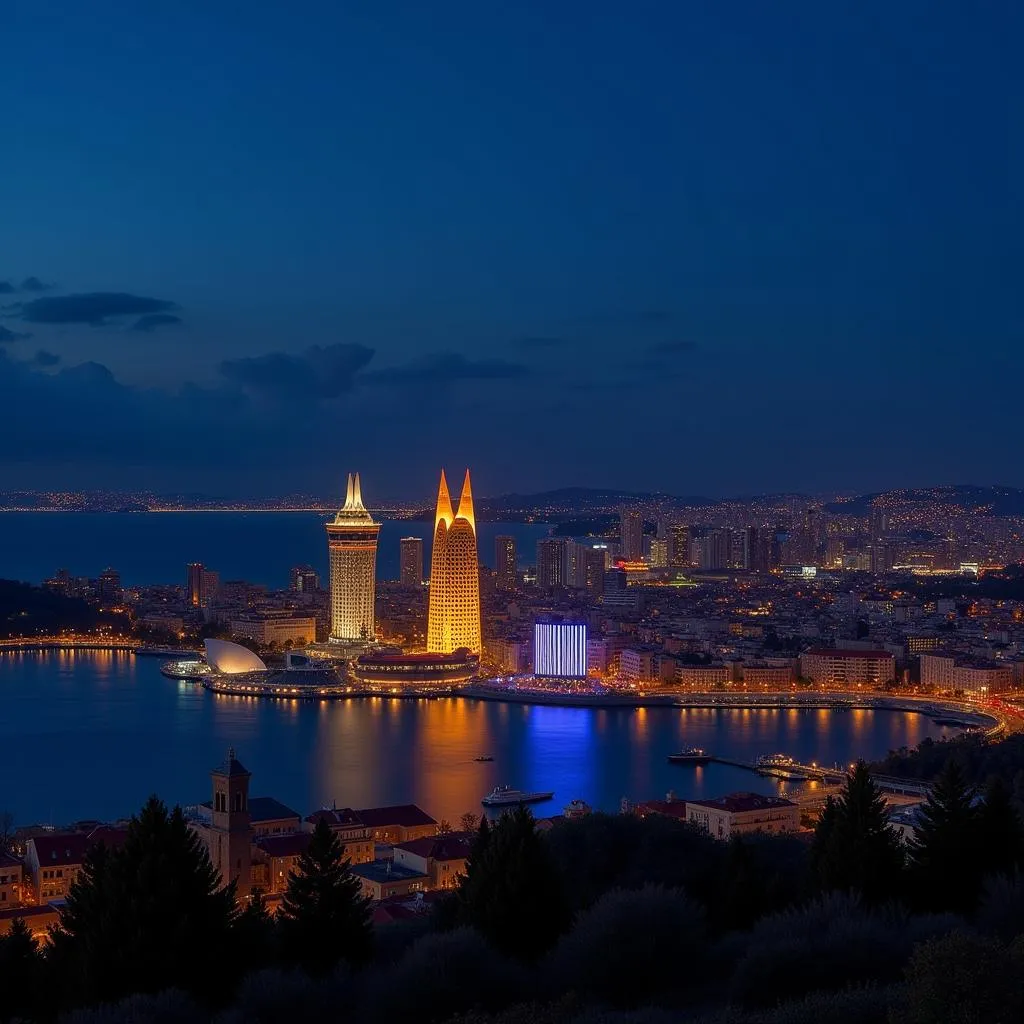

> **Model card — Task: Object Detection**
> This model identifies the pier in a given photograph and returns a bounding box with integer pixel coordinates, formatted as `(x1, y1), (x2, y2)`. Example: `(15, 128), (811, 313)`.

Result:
(707, 755), (847, 783)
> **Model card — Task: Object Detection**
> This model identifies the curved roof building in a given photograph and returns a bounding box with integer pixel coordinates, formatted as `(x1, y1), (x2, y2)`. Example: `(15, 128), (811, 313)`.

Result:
(427, 469), (481, 655)
(204, 639), (268, 675)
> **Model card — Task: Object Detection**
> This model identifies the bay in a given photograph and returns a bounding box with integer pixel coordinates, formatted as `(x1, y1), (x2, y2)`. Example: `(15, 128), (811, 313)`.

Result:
(0, 651), (953, 827)
(0, 512), (553, 588)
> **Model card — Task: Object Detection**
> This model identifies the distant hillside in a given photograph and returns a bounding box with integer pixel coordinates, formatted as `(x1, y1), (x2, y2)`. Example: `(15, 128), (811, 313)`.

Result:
(825, 485), (1024, 518)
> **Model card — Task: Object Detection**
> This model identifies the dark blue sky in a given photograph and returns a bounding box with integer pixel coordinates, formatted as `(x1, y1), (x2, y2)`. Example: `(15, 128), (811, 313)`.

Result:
(2, 1), (1019, 500)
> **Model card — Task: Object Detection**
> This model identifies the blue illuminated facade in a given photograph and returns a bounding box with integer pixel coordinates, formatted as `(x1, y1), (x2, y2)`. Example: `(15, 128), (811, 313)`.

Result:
(534, 621), (588, 679)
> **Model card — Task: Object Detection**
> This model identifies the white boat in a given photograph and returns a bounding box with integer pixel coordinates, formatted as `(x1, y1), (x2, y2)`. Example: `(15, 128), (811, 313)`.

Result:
(481, 785), (554, 807)
(756, 753), (796, 768)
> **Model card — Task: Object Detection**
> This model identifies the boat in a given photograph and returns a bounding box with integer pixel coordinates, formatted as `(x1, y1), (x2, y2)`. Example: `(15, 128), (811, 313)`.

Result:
(474, 755), (494, 762)
(667, 747), (710, 765)
(756, 753), (797, 768)
(481, 786), (554, 807)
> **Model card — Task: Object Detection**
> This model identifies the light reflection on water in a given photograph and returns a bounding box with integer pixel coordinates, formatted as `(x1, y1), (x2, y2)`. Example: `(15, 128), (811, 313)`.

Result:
(0, 651), (958, 826)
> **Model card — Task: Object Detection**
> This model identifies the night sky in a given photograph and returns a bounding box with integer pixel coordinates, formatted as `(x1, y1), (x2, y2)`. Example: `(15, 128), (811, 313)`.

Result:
(2, 1), (1019, 500)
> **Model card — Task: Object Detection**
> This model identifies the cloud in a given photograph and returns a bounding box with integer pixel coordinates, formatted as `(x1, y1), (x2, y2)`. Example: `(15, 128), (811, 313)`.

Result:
(219, 343), (375, 400)
(646, 340), (698, 355)
(19, 292), (178, 326)
(21, 276), (53, 292)
(0, 325), (31, 343)
(0, 282), (16, 295)
(32, 350), (61, 367)
(364, 352), (531, 385)
(131, 313), (183, 333)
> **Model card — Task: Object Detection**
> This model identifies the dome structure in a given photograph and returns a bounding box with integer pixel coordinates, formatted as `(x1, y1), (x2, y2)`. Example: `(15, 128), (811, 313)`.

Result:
(204, 638), (267, 675)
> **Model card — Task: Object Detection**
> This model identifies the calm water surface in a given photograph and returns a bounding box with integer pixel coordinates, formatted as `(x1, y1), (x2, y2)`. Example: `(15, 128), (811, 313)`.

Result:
(0, 513), (552, 588)
(0, 651), (955, 826)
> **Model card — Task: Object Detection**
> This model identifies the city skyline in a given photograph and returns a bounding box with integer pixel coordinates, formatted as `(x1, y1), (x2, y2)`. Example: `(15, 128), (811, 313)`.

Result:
(1, 3), (1019, 497)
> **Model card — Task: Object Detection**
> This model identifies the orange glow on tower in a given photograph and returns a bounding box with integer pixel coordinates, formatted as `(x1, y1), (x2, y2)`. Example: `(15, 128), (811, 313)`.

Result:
(427, 469), (481, 655)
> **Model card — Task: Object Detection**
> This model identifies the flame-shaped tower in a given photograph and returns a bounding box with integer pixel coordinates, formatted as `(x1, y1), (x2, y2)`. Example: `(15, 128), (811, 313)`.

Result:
(326, 471), (380, 643)
(427, 469), (481, 655)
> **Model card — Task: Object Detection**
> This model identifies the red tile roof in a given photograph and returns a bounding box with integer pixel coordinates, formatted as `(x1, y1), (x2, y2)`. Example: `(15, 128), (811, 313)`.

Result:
(86, 826), (128, 849)
(30, 833), (91, 867)
(356, 805), (437, 828)
(687, 792), (796, 814)
(395, 833), (473, 861)
(0, 852), (21, 869)
(256, 833), (311, 858)
(306, 807), (364, 828)
(636, 799), (689, 820)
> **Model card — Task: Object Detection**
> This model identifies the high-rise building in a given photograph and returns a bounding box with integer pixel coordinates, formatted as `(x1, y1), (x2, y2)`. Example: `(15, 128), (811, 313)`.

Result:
(326, 472), (380, 643)
(495, 535), (517, 589)
(668, 524), (690, 569)
(620, 508), (644, 562)
(186, 562), (220, 608)
(400, 537), (424, 587)
(648, 538), (668, 568)
(536, 538), (568, 589)
(97, 567), (122, 604)
(289, 564), (320, 592)
(427, 470), (482, 655)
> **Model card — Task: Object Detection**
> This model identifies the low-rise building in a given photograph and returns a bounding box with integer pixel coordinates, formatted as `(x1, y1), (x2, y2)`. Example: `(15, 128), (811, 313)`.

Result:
(677, 664), (730, 688)
(249, 797), (302, 837)
(25, 833), (91, 903)
(0, 853), (23, 907)
(686, 792), (799, 840)
(800, 648), (896, 686)
(920, 654), (1015, 693)
(355, 805), (438, 845)
(252, 832), (310, 894)
(304, 808), (375, 864)
(228, 612), (316, 648)
(740, 664), (794, 687)
(392, 833), (473, 891)
(350, 860), (428, 901)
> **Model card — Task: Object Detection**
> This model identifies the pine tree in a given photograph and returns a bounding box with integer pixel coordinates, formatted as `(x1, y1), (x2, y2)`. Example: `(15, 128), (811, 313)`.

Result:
(50, 795), (236, 1008)
(909, 760), (981, 913)
(278, 817), (372, 974)
(232, 887), (278, 973)
(815, 762), (904, 903)
(978, 775), (1024, 879)
(0, 917), (43, 1021)
(456, 806), (568, 960)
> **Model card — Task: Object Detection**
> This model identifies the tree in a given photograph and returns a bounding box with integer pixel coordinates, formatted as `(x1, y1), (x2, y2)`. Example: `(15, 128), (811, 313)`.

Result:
(908, 760), (981, 913)
(233, 888), (278, 973)
(977, 775), (1024, 879)
(812, 762), (904, 903)
(279, 818), (372, 974)
(438, 819), (453, 835)
(456, 807), (568, 960)
(49, 795), (236, 1008)
(891, 930), (1024, 1024)
(459, 812), (480, 833)
(0, 917), (43, 1021)
(0, 809), (13, 854)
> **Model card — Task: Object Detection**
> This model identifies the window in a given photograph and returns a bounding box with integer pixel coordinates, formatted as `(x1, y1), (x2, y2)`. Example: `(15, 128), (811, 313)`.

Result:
(57, 869), (64, 878)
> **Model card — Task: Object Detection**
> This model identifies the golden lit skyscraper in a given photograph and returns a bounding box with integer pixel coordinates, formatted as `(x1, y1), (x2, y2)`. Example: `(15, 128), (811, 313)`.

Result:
(427, 469), (481, 655)
(326, 472), (380, 643)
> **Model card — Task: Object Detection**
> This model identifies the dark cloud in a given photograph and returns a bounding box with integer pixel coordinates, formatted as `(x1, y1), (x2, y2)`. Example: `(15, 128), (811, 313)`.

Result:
(131, 313), (183, 332)
(516, 336), (567, 350)
(32, 350), (61, 367)
(646, 340), (698, 355)
(0, 282), (16, 295)
(19, 292), (178, 326)
(21, 277), (53, 293)
(364, 352), (530, 385)
(219, 343), (375, 400)
(0, 325), (31, 343)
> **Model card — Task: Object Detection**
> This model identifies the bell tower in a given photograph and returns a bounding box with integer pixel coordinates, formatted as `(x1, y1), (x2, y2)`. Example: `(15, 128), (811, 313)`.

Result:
(209, 747), (252, 899)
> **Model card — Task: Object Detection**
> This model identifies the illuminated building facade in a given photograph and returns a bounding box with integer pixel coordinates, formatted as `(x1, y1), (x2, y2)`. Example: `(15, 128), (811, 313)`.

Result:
(534, 621), (588, 678)
(187, 562), (220, 607)
(620, 508), (644, 561)
(495, 535), (517, 589)
(427, 469), (481, 655)
(400, 537), (424, 587)
(327, 473), (380, 643)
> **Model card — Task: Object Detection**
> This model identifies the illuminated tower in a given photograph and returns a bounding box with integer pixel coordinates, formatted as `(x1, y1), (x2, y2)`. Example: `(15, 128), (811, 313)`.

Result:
(427, 469), (482, 655)
(326, 472), (380, 643)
